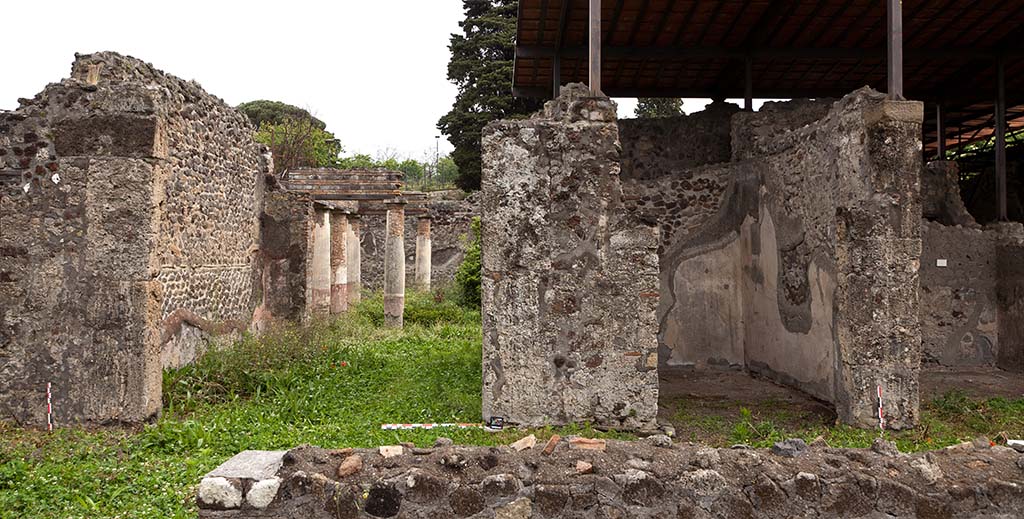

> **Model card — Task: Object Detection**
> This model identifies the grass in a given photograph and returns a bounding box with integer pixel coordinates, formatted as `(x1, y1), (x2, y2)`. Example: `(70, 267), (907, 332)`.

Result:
(668, 390), (1024, 452)
(1, 292), (1022, 518)
(0, 292), (622, 519)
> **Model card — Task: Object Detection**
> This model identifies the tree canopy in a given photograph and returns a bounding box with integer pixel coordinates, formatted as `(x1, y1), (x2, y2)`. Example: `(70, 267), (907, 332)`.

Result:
(438, 0), (543, 191)
(237, 100), (327, 130)
(634, 98), (685, 119)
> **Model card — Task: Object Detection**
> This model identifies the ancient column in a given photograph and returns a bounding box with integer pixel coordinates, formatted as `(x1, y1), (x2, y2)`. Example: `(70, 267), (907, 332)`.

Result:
(415, 216), (432, 291)
(310, 208), (332, 316)
(384, 200), (407, 327)
(346, 215), (362, 306)
(329, 211), (349, 315)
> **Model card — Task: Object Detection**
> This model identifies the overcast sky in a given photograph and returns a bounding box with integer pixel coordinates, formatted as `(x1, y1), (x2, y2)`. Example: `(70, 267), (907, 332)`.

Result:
(1, 1), (752, 160)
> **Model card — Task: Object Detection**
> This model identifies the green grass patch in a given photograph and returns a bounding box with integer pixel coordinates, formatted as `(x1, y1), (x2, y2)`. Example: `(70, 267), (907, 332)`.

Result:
(667, 391), (1024, 453)
(0, 292), (623, 518)
(1, 292), (1021, 517)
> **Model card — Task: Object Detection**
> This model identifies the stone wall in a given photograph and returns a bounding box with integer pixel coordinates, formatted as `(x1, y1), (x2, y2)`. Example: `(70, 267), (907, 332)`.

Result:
(484, 86), (922, 430)
(196, 438), (1024, 519)
(919, 222), (999, 367)
(0, 52), (267, 424)
(617, 103), (737, 182)
(359, 196), (476, 292)
(481, 85), (660, 431)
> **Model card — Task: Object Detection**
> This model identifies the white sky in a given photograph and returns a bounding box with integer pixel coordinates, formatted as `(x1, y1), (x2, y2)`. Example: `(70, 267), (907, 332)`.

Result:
(0, 0), (767, 160)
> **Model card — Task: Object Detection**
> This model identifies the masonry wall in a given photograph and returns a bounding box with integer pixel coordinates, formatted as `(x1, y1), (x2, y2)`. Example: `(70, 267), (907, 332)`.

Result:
(481, 85), (660, 431)
(0, 52), (266, 424)
(621, 90), (922, 428)
(919, 222), (999, 367)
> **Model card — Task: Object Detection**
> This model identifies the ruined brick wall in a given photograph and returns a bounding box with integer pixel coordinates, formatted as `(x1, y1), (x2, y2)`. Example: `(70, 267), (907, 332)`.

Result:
(481, 85), (660, 431)
(359, 196), (477, 292)
(0, 52), (267, 424)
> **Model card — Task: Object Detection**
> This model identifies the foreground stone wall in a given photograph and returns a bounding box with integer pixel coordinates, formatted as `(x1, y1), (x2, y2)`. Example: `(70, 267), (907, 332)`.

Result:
(197, 438), (1024, 519)
(481, 85), (660, 431)
(0, 52), (267, 424)
(360, 196), (477, 292)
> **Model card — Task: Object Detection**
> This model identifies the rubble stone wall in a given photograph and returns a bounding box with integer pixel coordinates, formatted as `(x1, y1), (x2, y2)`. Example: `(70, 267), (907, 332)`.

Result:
(196, 439), (1024, 519)
(481, 85), (660, 431)
(919, 222), (1000, 367)
(0, 52), (266, 424)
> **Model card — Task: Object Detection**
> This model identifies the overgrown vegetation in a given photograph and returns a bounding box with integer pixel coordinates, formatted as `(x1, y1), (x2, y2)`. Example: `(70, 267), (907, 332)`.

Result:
(2, 294), (1021, 518)
(0, 293), (612, 518)
(453, 217), (482, 307)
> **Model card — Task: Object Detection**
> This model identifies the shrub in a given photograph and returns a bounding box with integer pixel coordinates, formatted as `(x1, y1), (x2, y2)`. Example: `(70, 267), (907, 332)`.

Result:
(454, 217), (482, 307)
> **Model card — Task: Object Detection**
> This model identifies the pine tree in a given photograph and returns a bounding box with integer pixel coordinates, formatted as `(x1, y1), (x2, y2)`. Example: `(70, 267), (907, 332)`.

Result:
(634, 98), (684, 118)
(438, 0), (543, 191)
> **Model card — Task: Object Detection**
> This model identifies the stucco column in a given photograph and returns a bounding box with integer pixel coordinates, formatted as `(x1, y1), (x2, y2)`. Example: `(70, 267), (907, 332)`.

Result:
(330, 211), (349, 315)
(384, 201), (407, 328)
(310, 208), (332, 316)
(415, 216), (432, 291)
(346, 215), (362, 306)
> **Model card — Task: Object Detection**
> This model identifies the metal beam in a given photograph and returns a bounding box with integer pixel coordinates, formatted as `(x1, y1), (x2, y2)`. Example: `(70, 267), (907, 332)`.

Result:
(997, 57), (1008, 221)
(589, 0), (602, 95)
(514, 44), (1018, 61)
(744, 56), (753, 111)
(936, 104), (946, 158)
(886, 0), (904, 100)
(513, 83), (1024, 103)
(553, 54), (562, 97)
(553, 0), (571, 98)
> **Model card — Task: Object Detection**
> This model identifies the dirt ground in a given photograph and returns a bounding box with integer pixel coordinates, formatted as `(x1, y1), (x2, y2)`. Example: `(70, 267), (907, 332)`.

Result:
(919, 365), (1024, 400)
(658, 365), (1024, 444)
(657, 367), (835, 444)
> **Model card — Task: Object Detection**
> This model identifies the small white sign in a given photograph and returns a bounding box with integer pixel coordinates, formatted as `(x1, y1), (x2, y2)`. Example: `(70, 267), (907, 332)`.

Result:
(22, 183), (30, 194)
(937, 259), (948, 268)
(51, 173), (61, 185)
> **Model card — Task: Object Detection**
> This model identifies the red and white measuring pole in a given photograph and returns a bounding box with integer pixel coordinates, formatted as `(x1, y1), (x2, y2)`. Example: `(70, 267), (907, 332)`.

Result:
(46, 382), (53, 432)
(877, 385), (886, 431)
(381, 423), (482, 431)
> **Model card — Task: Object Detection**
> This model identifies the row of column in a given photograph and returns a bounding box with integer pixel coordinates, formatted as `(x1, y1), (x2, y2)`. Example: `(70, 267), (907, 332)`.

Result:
(310, 202), (432, 327)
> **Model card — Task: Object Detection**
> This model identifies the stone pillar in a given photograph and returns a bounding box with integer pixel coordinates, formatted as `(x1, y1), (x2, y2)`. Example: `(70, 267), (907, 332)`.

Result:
(310, 208), (332, 316)
(415, 216), (432, 291)
(346, 216), (362, 306)
(480, 84), (660, 431)
(330, 211), (349, 315)
(834, 99), (923, 429)
(384, 201), (407, 327)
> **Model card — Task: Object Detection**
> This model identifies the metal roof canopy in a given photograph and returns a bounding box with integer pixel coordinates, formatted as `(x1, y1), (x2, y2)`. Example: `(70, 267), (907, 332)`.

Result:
(513, 0), (1024, 220)
(513, 0), (1024, 102)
